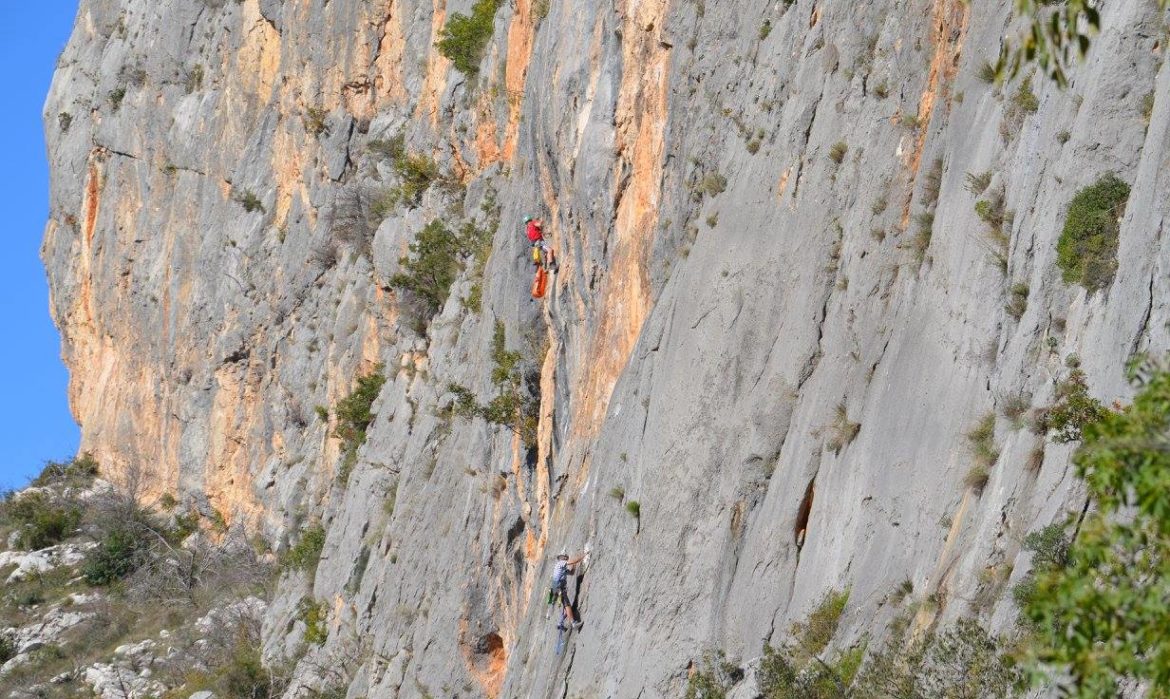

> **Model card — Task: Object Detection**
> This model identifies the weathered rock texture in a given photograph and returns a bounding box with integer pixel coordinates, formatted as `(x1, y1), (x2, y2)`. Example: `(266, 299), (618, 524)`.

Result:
(41, 0), (1170, 696)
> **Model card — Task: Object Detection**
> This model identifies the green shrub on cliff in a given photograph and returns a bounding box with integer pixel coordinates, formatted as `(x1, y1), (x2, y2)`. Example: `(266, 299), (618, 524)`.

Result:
(391, 220), (464, 326)
(333, 366), (387, 450)
(282, 523), (325, 572)
(446, 322), (540, 448)
(297, 598), (328, 645)
(1056, 174), (1129, 292)
(1033, 369), (1107, 443)
(391, 218), (494, 331)
(436, 0), (502, 75)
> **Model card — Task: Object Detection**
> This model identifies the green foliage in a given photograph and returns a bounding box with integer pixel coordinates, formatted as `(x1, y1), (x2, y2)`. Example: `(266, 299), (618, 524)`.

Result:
(461, 195), (499, 313)
(446, 322), (540, 448)
(684, 651), (741, 699)
(966, 411), (999, 469)
(758, 19), (772, 40)
(282, 523), (326, 572)
(964, 464), (990, 492)
(1025, 521), (1072, 572)
(208, 508), (228, 534)
(1005, 282), (1028, 320)
(297, 598), (328, 645)
(756, 589), (880, 698)
(31, 453), (99, 488)
(974, 190), (1010, 270)
(0, 633), (13, 664)
(758, 641), (865, 698)
(1035, 369), (1107, 443)
(921, 158), (943, 208)
(993, 0), (1170, 86)
(696, 172), (728, 198)
(391, 218), (491, 328)
(999, 76), (1040, 140)
(333, 366), (387, 454)
(795, 589), (849, 656)
(120, 65), (147, 88)
(220, 648), (276, 699)
(390, 219), (462, 325)
(976, 60), (997, 84)
(174, 625), (287, 699)
(892, 578), (914, 603)
(965, 170), (992, 195)
(828, 141), (848, 164)
(974, 195), (1005, 229)
(305, 106), (328, 136)
(489, 321), (522, 384)
(369, 150), (443, 216)
(1019, 364), (1170, 694)
(625, 501), (641, 519)
(368, 133), (405, 160)
(1011, 77), (1039, 114)
(1, 491), (82, 551)
(999, 391), (1031, 426)
(853, 617), (1020, 698)
(314, 405), (329, 422)
(911, 212), (933, 264)
(370, 188), (400, 220)
(392, 153), (440, 209)
(435, 0), (503, 75)
(109, 87), (126, 110)
(757, 645), (805, 696)
(82, 520), (152, 586)
(169, 510), (200, 542)
(234, 189), (264, 213)
(1056, 174), (1130, 291)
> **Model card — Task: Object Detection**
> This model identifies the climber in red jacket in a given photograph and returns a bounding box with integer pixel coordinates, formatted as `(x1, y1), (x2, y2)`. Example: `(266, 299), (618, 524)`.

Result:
(524, 216), (557, 272)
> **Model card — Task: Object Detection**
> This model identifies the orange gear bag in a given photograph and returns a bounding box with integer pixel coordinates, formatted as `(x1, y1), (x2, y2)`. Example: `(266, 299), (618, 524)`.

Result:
(531, 267), (549, 299)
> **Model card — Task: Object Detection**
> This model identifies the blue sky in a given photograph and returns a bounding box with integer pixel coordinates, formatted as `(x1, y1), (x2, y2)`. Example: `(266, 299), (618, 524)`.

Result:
(0, 2), (81, 489)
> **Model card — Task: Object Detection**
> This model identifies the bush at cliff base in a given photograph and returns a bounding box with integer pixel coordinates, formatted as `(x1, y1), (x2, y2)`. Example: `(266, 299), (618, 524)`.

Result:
(1019, 361), (1170, 696)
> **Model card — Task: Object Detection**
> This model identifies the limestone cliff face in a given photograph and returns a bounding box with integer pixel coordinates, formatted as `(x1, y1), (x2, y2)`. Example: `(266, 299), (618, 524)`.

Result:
(41, 0), (1170, 696)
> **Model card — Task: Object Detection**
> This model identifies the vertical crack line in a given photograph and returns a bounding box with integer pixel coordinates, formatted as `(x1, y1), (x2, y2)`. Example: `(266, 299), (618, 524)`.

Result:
(1128, 243), (1158, 358)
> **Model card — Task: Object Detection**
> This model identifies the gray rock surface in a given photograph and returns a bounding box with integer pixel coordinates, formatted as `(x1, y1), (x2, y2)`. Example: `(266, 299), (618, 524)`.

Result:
(40, 0), (1170, 696)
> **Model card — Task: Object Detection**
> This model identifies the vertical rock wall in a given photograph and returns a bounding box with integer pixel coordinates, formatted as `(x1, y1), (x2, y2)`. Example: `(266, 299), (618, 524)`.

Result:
(41, 0), (1170, 696)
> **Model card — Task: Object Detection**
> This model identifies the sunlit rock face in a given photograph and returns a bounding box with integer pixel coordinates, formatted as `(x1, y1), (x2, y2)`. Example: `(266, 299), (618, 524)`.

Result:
(42, 0), (1170, 695)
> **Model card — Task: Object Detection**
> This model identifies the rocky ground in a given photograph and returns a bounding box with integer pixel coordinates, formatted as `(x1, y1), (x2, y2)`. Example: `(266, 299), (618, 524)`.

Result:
(0, 459), (300, 699)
